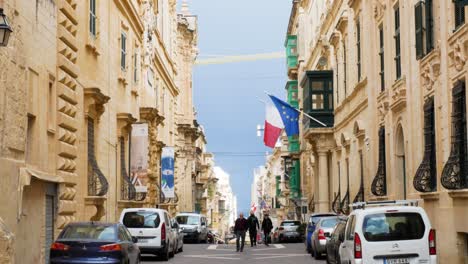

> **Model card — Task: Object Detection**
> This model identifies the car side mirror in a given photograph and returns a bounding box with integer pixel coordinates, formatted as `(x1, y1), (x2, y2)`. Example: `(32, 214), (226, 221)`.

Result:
(324, 232), (331, 238)
(172, 222), (178, 229)
(132, 236), (138, 243)
(338, 233), (344, 242)
(201, 222), (206, 226)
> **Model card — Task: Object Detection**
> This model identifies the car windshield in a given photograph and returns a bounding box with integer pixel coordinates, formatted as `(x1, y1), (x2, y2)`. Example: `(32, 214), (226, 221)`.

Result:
(320, 218), (338, 228)
(311, 214), (335, 225)
(176, 216), (200, 225)
(281, 221), (301, 226)
(122, 211), (161, 228)
(363, 212), (425, 242)
(61, 225), (116, 240)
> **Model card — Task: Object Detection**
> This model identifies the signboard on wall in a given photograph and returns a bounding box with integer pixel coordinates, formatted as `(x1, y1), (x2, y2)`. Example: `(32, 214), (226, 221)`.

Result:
(130, 123), (149, 193)
(161, 147), (175, 198)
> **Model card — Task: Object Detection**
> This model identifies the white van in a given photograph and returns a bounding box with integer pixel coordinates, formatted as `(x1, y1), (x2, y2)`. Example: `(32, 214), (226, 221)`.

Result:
(175, 212), (208, 243)
(120, 208), (176, 261)
(340, 200), (437, 264)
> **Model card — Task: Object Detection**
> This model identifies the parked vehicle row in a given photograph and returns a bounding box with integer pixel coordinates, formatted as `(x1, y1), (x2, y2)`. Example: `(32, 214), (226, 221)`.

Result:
(306, 200), (438, 264)
(49, 209), (208, 263)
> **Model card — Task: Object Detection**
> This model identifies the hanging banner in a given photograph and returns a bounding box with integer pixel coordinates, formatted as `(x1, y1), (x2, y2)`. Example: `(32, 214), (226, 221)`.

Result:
(161, 147), (175, 198)
(130, 123), (149, 193)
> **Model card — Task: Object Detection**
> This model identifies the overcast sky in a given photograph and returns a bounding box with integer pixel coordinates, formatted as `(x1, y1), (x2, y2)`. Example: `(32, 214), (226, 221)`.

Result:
(187, 0), (291, 215)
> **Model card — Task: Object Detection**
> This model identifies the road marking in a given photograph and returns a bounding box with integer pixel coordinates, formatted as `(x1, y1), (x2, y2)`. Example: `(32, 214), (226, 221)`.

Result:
(184, 254), (240, 260)
(207, 245), (218, 250)
(252, 253), (310, 260)
(274, 244), (285, 249)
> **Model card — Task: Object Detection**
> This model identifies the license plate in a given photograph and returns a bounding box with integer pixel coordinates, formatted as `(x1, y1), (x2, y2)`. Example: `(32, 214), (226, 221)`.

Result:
(138, 239), (148, 243)
(385, 258), (410, 264)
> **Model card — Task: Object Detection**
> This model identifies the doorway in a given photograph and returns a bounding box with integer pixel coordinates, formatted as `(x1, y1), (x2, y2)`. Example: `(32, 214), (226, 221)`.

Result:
(395, 125), (407, 199)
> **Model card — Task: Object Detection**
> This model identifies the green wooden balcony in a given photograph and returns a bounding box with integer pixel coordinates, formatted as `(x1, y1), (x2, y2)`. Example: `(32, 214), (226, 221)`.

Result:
(286, 80), (299, 108)
(285, 35), (298, 70)
(288, 136), (300, 153)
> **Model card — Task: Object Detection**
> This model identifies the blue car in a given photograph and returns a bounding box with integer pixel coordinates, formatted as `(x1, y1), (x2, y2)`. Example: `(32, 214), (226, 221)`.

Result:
(50, 222), (140, 264)
(305, 213), (336, 253)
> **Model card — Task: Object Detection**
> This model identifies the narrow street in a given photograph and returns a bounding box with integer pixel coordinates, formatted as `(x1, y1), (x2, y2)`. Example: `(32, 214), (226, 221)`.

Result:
(141, 243), (325, 264)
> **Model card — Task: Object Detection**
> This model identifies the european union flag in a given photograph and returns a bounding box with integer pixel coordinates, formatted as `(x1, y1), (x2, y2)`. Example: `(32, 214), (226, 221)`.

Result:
(269, 95), (299, 137)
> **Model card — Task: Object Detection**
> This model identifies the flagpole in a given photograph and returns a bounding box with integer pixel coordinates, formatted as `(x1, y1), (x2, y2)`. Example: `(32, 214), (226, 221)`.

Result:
(263, 91), (327, 127)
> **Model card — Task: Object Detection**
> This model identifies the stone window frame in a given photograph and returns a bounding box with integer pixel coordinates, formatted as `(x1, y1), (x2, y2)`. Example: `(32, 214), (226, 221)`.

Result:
(378, 24), (385, 92)
(394, 2), (402, 80)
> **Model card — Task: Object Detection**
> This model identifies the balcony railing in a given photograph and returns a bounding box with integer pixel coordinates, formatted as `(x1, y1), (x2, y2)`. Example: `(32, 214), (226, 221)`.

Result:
(120, 137), (136, 201)
(87, 118), (109, 197)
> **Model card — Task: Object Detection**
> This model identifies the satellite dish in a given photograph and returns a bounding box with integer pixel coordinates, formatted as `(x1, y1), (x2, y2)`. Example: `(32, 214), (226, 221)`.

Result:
(318, 57), (327, 67)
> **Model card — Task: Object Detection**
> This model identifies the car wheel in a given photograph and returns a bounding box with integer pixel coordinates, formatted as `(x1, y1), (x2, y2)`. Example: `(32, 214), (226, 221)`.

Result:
(160, 246), (170, 261)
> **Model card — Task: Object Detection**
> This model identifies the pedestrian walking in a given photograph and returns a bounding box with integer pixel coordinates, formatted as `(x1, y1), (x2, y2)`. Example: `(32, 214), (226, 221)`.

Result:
(261, 213), (273, 246)
(234, 212), (248, 252)
(247, 211), (260, 247)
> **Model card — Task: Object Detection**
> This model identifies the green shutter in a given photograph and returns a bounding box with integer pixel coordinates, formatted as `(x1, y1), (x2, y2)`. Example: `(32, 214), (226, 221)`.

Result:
(415, 1), (424, 60)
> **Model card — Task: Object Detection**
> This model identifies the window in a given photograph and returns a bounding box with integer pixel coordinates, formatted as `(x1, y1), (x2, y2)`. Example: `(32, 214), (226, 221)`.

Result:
(133, 49), (139, 83)
(371, 127), (387, 196)
(310, 80), (333, 110)
(414, 97), (437, 192)
(394, 5), (401, 79)
(122, 211), (161, 228)
(455, 1), (466, 30)
(121, 32), (127, 70)
(345, 215), (355, 240)
(147, 68), (154, 87)
(61, 225), (117, 240)
(356, 19), (361, 81)
(379, 25), (385, 91)
(343, 41), (347, 96)
(415, 0), (434, 59)
(47, 81), (55, 131)
(441, 81), (467, 189)
(362, 213), (425, 241)
(89, 0), (97, 36)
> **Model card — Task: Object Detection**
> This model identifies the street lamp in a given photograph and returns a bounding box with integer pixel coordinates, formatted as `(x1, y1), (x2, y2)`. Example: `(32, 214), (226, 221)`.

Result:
(0, 8), (13, 47)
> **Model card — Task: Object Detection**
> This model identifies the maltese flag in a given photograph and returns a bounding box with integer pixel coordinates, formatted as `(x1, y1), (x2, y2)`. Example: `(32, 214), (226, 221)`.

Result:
(263, 95), (299, 148)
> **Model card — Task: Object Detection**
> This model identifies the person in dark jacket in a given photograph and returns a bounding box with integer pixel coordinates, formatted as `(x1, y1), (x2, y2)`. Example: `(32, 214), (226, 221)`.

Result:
(247, 211), (260, 247)
(234, 212), (248, 252)
(261, 213), (273, 246)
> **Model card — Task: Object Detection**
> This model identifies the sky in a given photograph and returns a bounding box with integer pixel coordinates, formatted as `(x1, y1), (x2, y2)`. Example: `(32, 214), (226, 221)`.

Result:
(186, 0), (291, 215)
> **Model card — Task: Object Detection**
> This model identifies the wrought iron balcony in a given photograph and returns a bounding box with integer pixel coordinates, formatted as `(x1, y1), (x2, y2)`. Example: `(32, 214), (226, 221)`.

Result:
(87, 118), (109, 197)
(371, 127), (387, 196)
(120, 137), (136, 201)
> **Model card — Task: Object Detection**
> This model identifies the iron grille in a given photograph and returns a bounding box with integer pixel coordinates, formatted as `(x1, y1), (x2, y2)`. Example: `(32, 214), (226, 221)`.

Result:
(87, 118), (109, 196)
(340, 190), (350, 215)
(441, 82), (467, 189)
(371, 127), (387, 196)
(414, 98), (437, 192)
(331, 192), (341, 214)
(120, 137), (136, 200)
(353, 151), (365, 203)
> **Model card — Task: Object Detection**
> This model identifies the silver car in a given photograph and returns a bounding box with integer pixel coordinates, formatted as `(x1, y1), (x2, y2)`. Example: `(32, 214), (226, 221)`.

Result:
(277, 220), (302, 242)
(311, 216), (340, 259)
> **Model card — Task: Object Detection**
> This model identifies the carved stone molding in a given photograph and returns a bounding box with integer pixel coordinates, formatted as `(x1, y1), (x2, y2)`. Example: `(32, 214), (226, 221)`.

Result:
(84, 87), (110, 120)
(373, 0), (386, 21)
(449, 37), (467, 72)
(140, 107), (164, 125)
(117, 113), (137, 137)
(377, 91), (390, 124)
(420, 48), (441, 98)
(390, 77), (407, 113)
(336, 10), (349, 34)
(329, 30), (341, 48)
(341, 133), (351, 150)
(353, 120), (366, 139)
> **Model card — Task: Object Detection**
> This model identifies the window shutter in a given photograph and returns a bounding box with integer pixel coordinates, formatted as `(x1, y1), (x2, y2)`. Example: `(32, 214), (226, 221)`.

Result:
(425, 0), (434, 53)
(415, 1), (425, 59)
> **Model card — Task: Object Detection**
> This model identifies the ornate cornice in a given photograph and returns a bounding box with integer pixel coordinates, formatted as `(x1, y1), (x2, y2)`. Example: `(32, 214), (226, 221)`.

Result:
(84, 87), (110, 120)
(140, 107), (164, 125)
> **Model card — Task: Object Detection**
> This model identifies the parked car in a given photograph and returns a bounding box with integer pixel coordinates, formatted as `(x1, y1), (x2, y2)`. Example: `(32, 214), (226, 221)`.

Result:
(340, 200), (437, 264)
(50, 222), (140, 264)
(306, 213), (336, 253)
(171, 219), (184, 253)
(277, 220), (302, 242)
(326, 218), (348, 264)
(175, 212), (208, 243)
(311, 216), (341, 259)
(120, 208), (175, 261)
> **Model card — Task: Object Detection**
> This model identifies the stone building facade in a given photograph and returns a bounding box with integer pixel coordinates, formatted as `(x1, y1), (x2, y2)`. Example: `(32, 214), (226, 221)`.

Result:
(0, 0), (211, 263)
(286, 0), (468, 262)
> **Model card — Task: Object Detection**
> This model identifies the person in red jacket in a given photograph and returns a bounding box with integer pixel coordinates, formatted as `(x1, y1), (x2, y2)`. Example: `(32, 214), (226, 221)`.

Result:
(234, 212), (248, 252)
